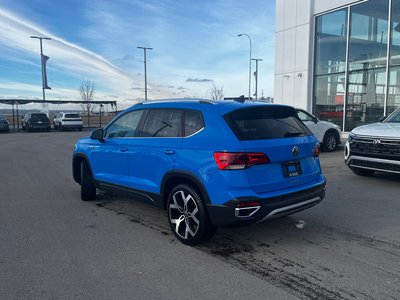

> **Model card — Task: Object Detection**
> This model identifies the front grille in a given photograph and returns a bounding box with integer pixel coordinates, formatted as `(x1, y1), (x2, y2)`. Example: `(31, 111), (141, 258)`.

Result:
(350, 136), (400, 161)
(350, 159), (400, 173)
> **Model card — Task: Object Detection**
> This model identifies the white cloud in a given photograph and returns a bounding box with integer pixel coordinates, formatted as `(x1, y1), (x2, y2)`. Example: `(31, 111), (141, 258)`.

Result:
(0, 7), (175, 103)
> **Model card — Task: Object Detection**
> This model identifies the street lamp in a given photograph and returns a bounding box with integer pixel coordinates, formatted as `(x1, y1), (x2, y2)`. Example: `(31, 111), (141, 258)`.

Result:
(251, 58), (262, 100)
(137, 46), (153, 101)
(238, 33), (252, 101)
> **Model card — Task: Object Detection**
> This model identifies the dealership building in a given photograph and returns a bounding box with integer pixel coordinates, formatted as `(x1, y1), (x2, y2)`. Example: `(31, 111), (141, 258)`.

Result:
(275, 0), (400, 131)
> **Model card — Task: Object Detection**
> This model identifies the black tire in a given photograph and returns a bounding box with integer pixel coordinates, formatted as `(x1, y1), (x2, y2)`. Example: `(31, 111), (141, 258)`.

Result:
(350, 167), (375, 177)
(167, 184), (216, 245)
(322, 131), (339, 152)
(80, 160), (96, 201)
(79, 127), (83, 132)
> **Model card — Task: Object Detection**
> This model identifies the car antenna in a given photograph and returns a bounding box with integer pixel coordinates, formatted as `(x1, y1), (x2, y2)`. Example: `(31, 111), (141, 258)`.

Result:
(234, 95), (246, 103)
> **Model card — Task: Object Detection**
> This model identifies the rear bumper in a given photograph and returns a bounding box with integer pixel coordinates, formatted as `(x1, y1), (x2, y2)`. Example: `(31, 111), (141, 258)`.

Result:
(61, 124), (83, 129)
(206, 182), (326, 227)
(28, 124), (50, 130)
(61, 122), (83, 127)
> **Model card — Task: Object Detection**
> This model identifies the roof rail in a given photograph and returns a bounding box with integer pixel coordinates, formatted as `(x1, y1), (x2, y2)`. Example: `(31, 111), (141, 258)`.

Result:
(199, 100), (214, 104)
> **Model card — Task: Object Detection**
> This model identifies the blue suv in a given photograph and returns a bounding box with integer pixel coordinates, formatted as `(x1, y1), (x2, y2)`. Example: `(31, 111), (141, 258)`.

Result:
(73, 100), (326, 245)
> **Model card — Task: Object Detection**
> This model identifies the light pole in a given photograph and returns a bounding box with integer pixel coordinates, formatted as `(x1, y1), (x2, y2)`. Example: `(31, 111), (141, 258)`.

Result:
(251, 58), (262, 100)
(238, 33), (252, 101)
(137, 46), (153, 101)
(30, 36), (51, 101)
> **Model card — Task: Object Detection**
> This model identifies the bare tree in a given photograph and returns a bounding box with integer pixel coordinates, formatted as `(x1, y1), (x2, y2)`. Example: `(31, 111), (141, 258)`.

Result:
(209, 83), (224, 100)
(79, 80), (96, 128)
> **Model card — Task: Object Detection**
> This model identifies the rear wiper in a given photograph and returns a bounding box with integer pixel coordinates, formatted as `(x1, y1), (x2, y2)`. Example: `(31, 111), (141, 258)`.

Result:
(284, 131), (305, 137)
(152, 121), (172, 137)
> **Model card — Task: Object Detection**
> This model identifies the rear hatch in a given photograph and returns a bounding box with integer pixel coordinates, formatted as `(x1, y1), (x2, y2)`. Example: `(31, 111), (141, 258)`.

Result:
(224, 105), (321, 194)
(64, 113), (83, 124)
(31, 114), (49, 125)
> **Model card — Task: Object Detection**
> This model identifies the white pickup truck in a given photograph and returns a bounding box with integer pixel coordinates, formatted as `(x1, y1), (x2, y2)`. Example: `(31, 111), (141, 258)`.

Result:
(345, 108), (400, 176)
(53, 112), (83, 131)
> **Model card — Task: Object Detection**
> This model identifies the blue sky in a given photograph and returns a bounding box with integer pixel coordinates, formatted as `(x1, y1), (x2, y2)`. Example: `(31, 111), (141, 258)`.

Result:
(0, 0), (275, 109)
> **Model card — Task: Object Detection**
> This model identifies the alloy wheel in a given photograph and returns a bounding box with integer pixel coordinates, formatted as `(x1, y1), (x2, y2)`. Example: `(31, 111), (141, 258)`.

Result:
(326, 135), (337, 151)
(168, 190), (200, 240)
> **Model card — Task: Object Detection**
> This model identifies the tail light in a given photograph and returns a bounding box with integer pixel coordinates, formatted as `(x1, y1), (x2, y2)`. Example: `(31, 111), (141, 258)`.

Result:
(313, 144), (321, 157)
(213, 152), (269, 170)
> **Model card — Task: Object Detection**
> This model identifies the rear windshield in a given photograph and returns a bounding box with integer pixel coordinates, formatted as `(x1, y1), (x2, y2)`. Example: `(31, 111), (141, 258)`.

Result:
(65, 114), (81, 118)
(224, 106), (311, 141)
(31, 114), (49, 120)
(0, 115), (6, 120)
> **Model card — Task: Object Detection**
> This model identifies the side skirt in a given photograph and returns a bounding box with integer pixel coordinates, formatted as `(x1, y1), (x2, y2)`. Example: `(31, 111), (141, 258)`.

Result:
(95, 181), (163, 208)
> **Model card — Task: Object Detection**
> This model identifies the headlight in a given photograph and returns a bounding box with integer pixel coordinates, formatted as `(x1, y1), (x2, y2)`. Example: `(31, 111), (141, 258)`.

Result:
(74, 144), (77, 151)
(348, 132), (356, 144)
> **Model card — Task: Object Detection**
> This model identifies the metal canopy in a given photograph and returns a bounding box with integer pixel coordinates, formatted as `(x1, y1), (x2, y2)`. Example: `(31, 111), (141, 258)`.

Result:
(0, 99), (117, 106)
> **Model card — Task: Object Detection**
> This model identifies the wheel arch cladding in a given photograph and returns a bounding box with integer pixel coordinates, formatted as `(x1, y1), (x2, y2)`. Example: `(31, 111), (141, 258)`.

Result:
(161, 171), (211, 210)
(325, 128), (340, 140)
(72, 154), (91, 184)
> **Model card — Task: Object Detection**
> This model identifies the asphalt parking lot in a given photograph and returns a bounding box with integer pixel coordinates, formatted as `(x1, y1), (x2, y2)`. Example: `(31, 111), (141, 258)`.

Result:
(1, 131), (399, 299)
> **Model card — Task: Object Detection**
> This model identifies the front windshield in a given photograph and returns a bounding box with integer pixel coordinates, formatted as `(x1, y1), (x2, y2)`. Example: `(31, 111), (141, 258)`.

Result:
(384, 109), (400, 123)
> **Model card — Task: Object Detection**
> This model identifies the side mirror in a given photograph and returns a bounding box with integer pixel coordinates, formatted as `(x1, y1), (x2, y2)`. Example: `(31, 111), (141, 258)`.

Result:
(91, 128), (104, 141)
(378, 115), (386, 122)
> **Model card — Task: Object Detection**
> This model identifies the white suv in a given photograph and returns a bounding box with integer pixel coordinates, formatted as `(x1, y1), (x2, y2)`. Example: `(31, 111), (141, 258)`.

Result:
(345, 108), (400, 176)
(53, 112), (83, 131)
(296, 109), (342, 152)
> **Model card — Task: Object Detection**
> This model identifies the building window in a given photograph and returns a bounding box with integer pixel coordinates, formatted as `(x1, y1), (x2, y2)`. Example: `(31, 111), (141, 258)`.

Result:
(315, 9), (348, 75)
(388, 0), (400, 114)
(313, 0), (391, 131)
(314, 9), (347, 127)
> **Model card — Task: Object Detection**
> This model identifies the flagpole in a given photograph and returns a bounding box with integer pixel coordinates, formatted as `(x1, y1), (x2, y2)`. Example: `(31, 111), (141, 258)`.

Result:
(30, 36), (51, 114)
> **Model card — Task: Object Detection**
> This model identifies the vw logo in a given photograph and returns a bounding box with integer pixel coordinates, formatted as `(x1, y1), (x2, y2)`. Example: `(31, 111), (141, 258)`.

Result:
(292, 146), (299, 157)
(373, 139), (381, 144)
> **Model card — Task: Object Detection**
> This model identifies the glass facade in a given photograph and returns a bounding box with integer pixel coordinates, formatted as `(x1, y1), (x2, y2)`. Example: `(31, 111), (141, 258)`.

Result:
(314, 0), (400, 131)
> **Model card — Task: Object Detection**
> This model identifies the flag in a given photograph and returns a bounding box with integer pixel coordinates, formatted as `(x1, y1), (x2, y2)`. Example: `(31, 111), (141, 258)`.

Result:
(41, 54), (51, 90)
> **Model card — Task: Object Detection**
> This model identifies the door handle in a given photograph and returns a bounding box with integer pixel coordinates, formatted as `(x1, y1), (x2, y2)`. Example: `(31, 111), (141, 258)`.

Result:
(164, 149), (176, 155)
(120, 147), (128, 152)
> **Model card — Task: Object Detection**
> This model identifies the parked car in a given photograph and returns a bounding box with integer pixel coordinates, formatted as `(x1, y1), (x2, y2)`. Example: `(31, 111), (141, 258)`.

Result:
(0, 114), (10, 133)
(72, 100), (326, 245)
(53, 112), (83, 131)
(22, 112), (51, 132)
(296, 108), (342, 152)
(345, 107), (400, 176)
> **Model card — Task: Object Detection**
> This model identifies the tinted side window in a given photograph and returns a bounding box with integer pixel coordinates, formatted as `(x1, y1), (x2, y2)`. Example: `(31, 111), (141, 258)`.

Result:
(184, 110), (204, 136)
(140, 109), (182, 137)
(105, 110), (144, 138)
(225, 106), (311, 141)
